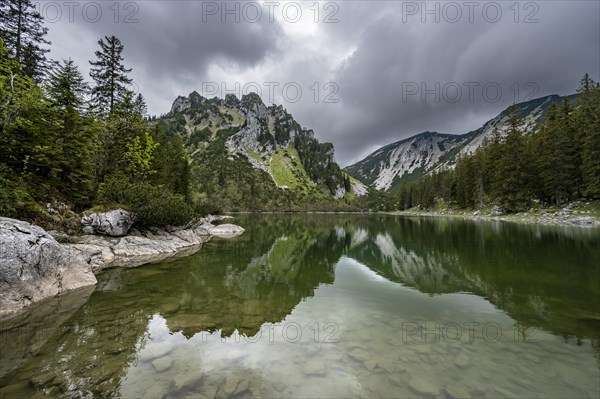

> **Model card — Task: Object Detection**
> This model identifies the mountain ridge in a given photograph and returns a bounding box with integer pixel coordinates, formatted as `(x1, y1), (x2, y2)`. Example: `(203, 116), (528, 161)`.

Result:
(152, 91), (369, 212)
(344, 93), (579, 192)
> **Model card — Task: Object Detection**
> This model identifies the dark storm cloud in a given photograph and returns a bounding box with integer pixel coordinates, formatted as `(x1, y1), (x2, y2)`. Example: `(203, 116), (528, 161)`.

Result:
(43, 1), (599, 165)
(45, 1), (282, 113)
(329, 1), (600, 165)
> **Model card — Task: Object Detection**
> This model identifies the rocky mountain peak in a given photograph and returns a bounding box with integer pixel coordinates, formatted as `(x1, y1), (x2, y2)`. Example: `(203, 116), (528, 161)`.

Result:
(240, 92), (268, 120)
(170, 95), (191, 114)
(224, 93), (240, 108)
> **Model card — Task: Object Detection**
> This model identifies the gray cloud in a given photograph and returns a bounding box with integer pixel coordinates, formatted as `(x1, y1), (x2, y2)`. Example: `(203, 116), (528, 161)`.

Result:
(44, 1), (599, 166)
(46, 1), (282, 113)
(329, 1), (600, 164)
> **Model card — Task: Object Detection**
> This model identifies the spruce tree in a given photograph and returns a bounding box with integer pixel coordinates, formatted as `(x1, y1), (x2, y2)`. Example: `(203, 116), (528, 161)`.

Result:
(481, 127), (503, 199)
(89, 36), (133, 115)
(47, 59), (87, 110)
(496, 105), (530, 211)
(557, 97), (578, 200)
(535, 103), (570, 205)
(0, 0), (50, 80)
(98, 90), (147, 180)
(46, 59), (95, 206)
(0, 37), (54, 179)
(577, 74), (600, 199)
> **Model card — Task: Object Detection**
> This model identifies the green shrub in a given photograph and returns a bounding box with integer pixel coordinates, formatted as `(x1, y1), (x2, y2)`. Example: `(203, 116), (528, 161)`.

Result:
(98, 173), (194, 227)
(0, 166), (39, 218)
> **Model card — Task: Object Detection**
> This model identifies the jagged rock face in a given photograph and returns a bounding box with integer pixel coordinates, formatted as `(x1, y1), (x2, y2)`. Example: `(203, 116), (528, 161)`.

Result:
(170, 95), (191, 114)
(333, 186), (346, 199)
(351, 180), (369, 196)
(161, 91), (357, 198)
(346, 132), (470, 191)
(239, 92), (268, 121)
(345, 94), (575, 192)
(226, 113), (274, 155)
(81, 209), (136, 237)
(0, 218), (97, 318)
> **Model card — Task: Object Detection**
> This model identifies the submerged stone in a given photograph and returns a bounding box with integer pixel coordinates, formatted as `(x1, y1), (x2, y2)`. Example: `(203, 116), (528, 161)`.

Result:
(445, 384), (471, 398)
(138, 341), (174, 362)
(303, 360), (327, 377)
(174, 369), (204, 391)
(454, 353), (470, 368)
(348, 348), (370, 363)
(409, 377), (439, 396)
(151, 356), (173, 372)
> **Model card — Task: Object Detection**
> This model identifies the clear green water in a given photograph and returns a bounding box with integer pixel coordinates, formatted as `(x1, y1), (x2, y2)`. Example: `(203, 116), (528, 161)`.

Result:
(1, 215), (599, 398)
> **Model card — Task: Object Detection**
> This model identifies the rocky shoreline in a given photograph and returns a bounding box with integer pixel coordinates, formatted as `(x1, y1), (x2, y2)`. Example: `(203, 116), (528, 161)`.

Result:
(0, 215), (244, 319)
(389, 208), (600, 228)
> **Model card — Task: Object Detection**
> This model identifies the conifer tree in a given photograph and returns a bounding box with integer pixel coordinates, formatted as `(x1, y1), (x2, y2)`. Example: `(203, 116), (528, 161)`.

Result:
(0, 37), (54, 179)
(0, 0), (50, 80)
(495, 105), (530, 211)
(47, 59), (87, 110)
(46, 59), (95, 206)
(577, 74), (600, 199)
(529, 97), (581, 205)
(89, 36), (133, 115)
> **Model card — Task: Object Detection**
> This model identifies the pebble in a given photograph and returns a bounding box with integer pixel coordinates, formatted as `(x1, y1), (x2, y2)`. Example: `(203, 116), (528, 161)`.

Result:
(377, 357), (396, 373)
(303, 360), (327, 377)
(174, 369), (204, 390)
(216, 376), (247, 399)
(453, 353), (470, 368)
(198, 384), (219, 398)
(445, 384), (471, 398)
(388, 374), (406, 387)
(408, 377), (439, 396)
(184, 393), (208, 399)
(348, 348), (370, 362)
(145, 383), (168, 399)
(151, 356), (173, 372)
(139, 341), (174, 362)
(235, 379), (250, 396)
(364, 360), (378, 372)
(159, 302), (181, 314)
(30, 372), (56, 387)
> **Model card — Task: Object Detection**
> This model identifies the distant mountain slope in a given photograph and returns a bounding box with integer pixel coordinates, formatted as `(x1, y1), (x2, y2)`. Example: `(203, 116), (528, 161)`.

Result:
(345, 94), (578, 192)
(153, 92), (367, 211)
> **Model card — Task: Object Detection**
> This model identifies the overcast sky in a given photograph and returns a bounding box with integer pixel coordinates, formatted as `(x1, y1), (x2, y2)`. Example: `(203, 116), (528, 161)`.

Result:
(43, 0), (599, 166)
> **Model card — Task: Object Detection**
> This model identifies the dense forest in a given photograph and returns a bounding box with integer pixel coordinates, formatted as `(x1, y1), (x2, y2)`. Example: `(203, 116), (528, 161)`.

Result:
(398, 74), (600, 212)
(0, 0), (192, 229)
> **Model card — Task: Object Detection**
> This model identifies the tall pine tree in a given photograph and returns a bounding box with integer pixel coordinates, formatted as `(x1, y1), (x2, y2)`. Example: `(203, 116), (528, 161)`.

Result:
(89, 36), (133, 115)
(46, 59), (96, 206)
(0, 0), (50, 81)
(495, 105), (530, 211)
(577, 74), (600, 199)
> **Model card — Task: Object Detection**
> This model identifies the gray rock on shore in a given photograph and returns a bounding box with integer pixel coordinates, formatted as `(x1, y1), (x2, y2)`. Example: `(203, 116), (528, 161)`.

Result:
(81, 208), (135, 237)
(1, 214), (245, 318)
(207, 223), (246, 237)
(0, 218), (97, 318)
(67, 225), (214, 272)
